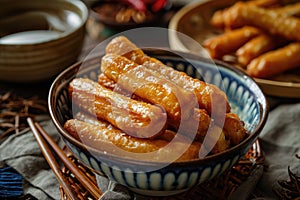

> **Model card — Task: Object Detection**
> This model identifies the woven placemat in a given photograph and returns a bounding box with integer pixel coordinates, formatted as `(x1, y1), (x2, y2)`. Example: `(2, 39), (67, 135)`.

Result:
(60, 140), (264, 200)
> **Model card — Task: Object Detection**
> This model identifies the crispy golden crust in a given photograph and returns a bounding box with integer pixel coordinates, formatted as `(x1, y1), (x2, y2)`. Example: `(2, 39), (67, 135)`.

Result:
(224, 3), (300, 41)
(64, 119), (167, 153)
(105, 36), (231, 118)
(69, 78), (167, 139)
(101, 54), (197, 122)
(236, 34), (287, 66)
(210, 0), (280, 29)
(247, 42), (300, 78)
(98, 71), (212, 141)
(105, 36), (146, 64)
(274, 2), (300, 17)
(203, 26), (261, 59)
(201, 126), (230, 155)
(223, 113), (247, 145)
(142, 58), (231, 120)
(64, 119), (203, 161)
(65, 36), (249, 161)
(97, 73), (116, 91)
(75, 111), (178, 143)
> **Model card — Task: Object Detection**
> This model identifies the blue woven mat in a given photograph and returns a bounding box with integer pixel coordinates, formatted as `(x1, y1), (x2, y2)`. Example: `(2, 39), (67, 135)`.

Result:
(0, 166), (23, 198)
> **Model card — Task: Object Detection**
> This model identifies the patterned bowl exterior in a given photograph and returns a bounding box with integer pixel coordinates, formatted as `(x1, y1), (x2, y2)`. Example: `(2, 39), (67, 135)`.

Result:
(49, 50), (268, 196)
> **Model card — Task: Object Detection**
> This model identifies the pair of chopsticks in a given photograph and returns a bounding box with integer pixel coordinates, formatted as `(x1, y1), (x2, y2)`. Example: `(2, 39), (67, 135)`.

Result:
(27, 118), (102, 200)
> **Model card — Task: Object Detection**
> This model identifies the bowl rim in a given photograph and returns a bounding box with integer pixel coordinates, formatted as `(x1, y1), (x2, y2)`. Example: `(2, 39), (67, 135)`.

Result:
(0, 0), (88, 46)
(48, 49), (269, 167)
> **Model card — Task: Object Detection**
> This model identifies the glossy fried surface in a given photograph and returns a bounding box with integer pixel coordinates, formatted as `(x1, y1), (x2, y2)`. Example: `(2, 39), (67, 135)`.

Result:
(210, 0), (280, 29)
(69, 78), (167, 139)
(63, 36), (250, 161)
(105, 36), (231, 118)
(64, 119), (203, 161)
(224, 2), (300, 41)
(203, 26), (261, 59)
(247, 42), (300, 78)
(64, 119), (167, 153)
(98, 73), (214, 141)
(101, 54), (197, 122)
(236, 34), (287, 66)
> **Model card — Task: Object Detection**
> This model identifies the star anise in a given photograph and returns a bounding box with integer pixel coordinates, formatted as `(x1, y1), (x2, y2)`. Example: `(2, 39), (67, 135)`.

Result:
(273, 155), (300, 200)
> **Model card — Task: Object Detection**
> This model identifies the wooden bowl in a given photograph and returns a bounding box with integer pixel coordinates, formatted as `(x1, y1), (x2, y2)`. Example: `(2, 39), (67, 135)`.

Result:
(0, 0), (88, 83)
(168, 0), (300, 98)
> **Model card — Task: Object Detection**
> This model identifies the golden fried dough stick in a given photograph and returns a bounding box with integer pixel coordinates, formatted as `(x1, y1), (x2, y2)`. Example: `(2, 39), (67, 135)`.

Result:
(101, 54), (197, 123)
(72, 112), (230, 157)
(64, 119), (166, 153)
(97, 73), (116, 91)
(224, 3), (300, 41)
(98, 73), (143, 101)
(209, 10), (225, 30)
(210, 0), (280, 29)
(105, 36), (231, 118)
(201, 126), (230, 155)
(75, 111), (178, 143)
(273, 2), (300, 17)
(97, 67), (246, 145)
(69, 78), (167, 139)
(236, 34), (287, 66)
(64, 119), (205, 161)
(74, 111), (109, 127)
(97, 74), (212, 140)
(247, 42), (300, 78)
(105, 36), (145, 64)
(202, 26), (261, 59)
(183, 108), (211, 138)
(223, 113), (247, 145)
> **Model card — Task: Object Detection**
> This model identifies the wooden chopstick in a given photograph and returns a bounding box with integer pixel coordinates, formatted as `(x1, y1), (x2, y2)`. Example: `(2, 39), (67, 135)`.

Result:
(33, 121), (102, 199)
(27, 118), (102, 199)
(27, 118), (78, 200)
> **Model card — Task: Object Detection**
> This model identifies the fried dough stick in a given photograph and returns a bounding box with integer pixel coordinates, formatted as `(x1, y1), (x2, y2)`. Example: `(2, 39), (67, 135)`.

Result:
(98, 73), (211, 139)
(202, 126), (230, 155)
(210, 0), (280, 29)
(202, 26), (261, 59)
(223, 113), (247, 145)
(236, 34), (287, 66)
(69, 114), (229, 158)
(69, 78), (167, 139)
(105, 36), (231, 118)
(74, 111), (178, 143)
(223, 3), (300, 41)
(98, 73), (247, 145)
(64, 119), (205, 161)
(101, 54), (197, 124)
(74, 111), (229, 153)
(247, 42), (300, 78)
(274, 2), (300, 17)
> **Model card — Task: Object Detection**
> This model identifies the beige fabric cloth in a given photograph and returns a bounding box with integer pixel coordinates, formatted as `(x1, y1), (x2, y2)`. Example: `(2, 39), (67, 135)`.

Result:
(0, 119), (61, 200)
(1, 100), (300, 199)
(256, 102), (300, 199)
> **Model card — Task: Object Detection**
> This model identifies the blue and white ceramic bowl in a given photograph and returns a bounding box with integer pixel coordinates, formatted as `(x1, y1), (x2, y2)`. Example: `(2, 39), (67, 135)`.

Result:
(49, 50), (268, 196)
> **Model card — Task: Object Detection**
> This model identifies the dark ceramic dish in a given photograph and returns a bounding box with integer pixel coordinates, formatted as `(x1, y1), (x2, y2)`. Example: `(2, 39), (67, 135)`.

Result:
(48, 50), (268, 196)
(89, 0), (170, 31)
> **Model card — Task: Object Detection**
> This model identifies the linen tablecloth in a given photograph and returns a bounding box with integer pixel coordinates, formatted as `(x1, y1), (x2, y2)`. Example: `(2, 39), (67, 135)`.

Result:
(0, 99), (300, 199)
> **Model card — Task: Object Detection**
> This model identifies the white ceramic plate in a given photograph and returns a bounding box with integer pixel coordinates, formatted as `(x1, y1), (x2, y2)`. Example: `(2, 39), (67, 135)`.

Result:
(169, 0), (300, 98)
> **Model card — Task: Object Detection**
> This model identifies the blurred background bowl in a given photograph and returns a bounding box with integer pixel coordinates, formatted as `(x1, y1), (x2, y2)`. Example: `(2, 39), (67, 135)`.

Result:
(49, 49), (268, 196)
(90, 0), (168, 28)
(0, 0), (88, 83)
(85, 0), (172, 40)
